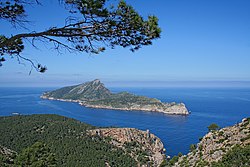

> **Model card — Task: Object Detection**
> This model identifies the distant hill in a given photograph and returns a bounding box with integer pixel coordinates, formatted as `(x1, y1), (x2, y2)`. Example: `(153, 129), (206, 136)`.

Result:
(44, 79), (111, 100)
(0, 114), (165, 167)
(42, 79), (189, 115)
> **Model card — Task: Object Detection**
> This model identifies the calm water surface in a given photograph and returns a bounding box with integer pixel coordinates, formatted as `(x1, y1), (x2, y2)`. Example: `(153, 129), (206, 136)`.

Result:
(0, 87), (250, 156)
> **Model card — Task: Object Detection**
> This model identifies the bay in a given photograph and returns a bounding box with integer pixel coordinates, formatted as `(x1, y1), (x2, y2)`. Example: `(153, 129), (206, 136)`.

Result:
(0, 87), (250, 157)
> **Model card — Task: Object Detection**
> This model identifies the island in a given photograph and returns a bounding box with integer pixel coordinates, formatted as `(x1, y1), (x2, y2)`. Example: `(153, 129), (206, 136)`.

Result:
(41, 79), (189, 115)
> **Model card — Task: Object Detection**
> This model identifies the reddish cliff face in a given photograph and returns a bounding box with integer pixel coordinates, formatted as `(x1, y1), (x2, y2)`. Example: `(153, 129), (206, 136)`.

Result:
(88, 128), (166, 167)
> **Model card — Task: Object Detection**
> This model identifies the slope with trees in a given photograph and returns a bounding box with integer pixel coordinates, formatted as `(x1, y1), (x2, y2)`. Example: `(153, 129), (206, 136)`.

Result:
(0, 114), (168, 166)
(0, 114), (137, 166)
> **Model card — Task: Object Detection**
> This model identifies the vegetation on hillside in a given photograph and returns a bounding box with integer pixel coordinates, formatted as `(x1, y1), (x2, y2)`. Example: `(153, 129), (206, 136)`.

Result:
(1, 115), (250, 167)
(86, 91), (165, 108)
(15, 142), (56, 167)
(0, 114), (136, 166)
(170, 118), (250, 167)
(211, 144), (250, 167)
(45, 79), (111, 100)
(160, 139), (250, 167)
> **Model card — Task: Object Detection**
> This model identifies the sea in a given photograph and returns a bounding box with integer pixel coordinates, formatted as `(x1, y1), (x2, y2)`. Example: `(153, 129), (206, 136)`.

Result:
(0, 87), (250, 157)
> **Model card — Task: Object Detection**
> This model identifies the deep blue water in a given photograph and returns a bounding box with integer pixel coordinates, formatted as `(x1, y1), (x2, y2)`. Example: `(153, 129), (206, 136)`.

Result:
(0, 87), (250, 157)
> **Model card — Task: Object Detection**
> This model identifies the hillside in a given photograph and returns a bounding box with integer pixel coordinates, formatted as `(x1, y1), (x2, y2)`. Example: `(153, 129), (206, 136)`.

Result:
(41, 79), (189, 115)
(43, 79), (111, 100)
(0, 114), (165, 167)
(170, 118), (250, 167)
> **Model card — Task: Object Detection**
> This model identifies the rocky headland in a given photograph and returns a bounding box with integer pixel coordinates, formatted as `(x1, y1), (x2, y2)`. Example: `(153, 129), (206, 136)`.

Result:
(173, 118), (250, 167)
(41, 79), (189, 115)
(87, 128), (165, 167)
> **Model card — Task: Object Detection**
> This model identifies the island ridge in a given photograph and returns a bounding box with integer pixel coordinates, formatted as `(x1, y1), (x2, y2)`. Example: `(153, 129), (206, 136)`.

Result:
(41, 79), (189, 115)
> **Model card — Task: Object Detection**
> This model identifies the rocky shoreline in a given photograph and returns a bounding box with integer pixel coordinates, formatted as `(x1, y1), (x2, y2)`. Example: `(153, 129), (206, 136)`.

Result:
(40, 95), (189, 115)
(82, 102), (189, 115)
(174, 118), (250, 166)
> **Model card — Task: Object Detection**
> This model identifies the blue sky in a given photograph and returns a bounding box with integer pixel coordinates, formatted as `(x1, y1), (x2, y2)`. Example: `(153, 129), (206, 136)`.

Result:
(1, 0), (250, 87)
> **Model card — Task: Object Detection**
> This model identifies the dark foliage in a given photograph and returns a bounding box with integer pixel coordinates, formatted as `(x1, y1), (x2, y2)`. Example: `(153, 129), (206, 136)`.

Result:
(15, 142), (56, 167)
(208, 123), (220, 132)
(0, 114), (137, 166)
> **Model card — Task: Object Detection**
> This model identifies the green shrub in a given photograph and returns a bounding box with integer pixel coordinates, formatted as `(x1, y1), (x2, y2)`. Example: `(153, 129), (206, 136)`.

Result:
(208, 123), (220, 132)
(169, 156), (179, 165)
(159, 159), (168, 167)
(190, 144), (197, 152)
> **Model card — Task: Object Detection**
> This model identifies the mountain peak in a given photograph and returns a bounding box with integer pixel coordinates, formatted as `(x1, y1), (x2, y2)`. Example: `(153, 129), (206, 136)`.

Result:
(91, 79), (101, 84)
(43, 79), (111, 100)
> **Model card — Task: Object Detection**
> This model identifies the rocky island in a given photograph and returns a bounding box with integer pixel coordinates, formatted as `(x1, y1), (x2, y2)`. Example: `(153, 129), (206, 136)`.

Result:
(41, 79), (189, 115)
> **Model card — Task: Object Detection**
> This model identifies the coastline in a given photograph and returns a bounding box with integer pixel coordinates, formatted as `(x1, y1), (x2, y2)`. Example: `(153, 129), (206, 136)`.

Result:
(40, 95), (190, 115)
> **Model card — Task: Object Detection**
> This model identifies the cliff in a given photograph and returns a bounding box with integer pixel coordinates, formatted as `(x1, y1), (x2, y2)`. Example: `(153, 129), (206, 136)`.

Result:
(41, 79), (189, 115)
(88, 128), (165, 167)
(173, 118), (250, 167)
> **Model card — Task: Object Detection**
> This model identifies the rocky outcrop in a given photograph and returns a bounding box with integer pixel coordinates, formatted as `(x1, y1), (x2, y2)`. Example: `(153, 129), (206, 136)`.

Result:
(174, 118), (250, 167)
(87, 128), (166, 167)
(80, 102), (189, 115)
(41, 79), (189, 115)
(0, 145), (16, 165)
